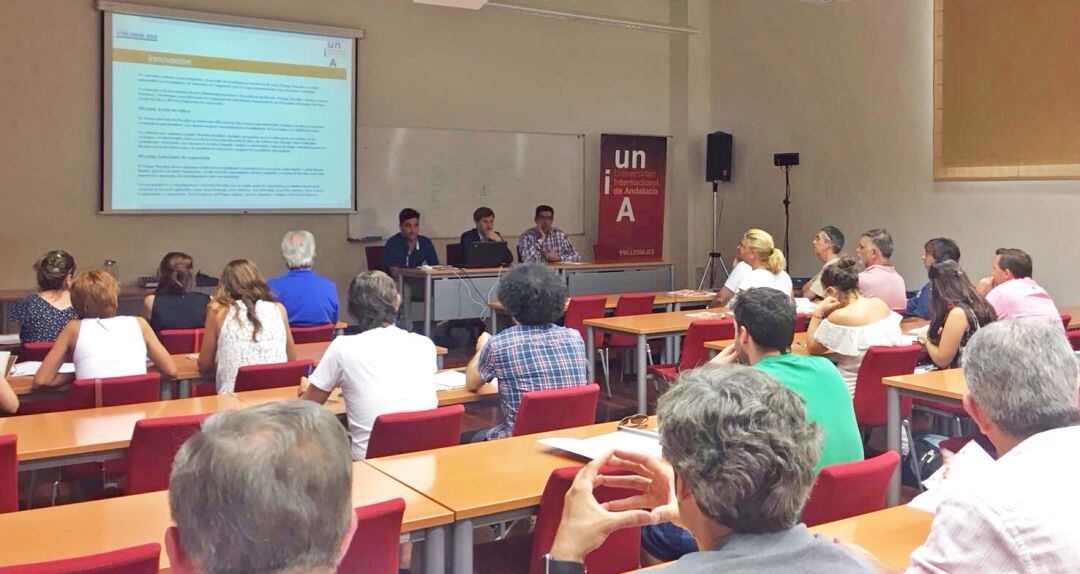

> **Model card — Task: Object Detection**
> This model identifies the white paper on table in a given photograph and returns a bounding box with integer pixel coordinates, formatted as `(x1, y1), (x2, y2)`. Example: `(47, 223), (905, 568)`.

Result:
(685, 311), (726, 319)
(900, 335), (919, 345)
(907, 439), (995, 513)
(907, 324), (930, 336)
(668, 289), (713, 298)
(0, 334), (20, 346)
(9, 361), (75, 377)
(0, 351), (9, 374)
(794, 298), (817, 314)
(433, 370), (467, 389)
(539, 427), (662, 460)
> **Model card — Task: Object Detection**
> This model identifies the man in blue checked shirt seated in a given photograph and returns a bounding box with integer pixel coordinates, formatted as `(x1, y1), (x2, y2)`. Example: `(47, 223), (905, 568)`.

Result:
(464, 263), (588, 441)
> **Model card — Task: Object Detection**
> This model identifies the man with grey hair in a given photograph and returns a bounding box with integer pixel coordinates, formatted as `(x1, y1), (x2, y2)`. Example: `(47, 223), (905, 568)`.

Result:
(268, 230), (339, 327)
(541, 365), (874, 573)
(300, 270), (437, 460)
(165, 400), (357, 574)
(855, 228), (907, 309)
(846, 319), (1080, 573)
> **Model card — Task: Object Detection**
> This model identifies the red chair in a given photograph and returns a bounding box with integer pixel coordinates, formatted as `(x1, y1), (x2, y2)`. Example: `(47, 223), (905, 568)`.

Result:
(1061, 314), (1073, 331)
(511, 384), (600, 437)
(1067, 328), (1080, 351)
(646, 318), (735, 384)
(337, 498), (406, 574)
(365, 245), (385, 272)
(0, 434), (16, 514)
(0, 543), (160, 574)
(15, 373), (162, 416)
(800, 451), (900, 527)
(474, 466), (641, 574)
(124, 413), (210, 495)
(17, 341), (54, 362)
(366, 405), (465, 458)
(290, 323), (334, 344)
(852, 344), (922, 428)
(446, 243), (464, 267)
(233, 359), (314, 392)
(563, 295), (609, 341)
(599, 293), (657, 386)
(157, 328), (203, 355)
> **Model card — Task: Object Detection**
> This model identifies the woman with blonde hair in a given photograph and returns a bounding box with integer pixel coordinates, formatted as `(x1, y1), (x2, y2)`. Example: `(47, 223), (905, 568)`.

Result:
(33, 270), (177, 389)
(710, 228), (793, 307)
(198, 260), (296, 393)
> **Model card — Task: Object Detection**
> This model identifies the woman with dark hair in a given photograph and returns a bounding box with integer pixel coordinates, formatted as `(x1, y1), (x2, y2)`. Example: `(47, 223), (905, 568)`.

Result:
(806, 255), (905, 396)
(9, 250), (78, 343)
(299, 271), (437, 460)
(143, 252), (210, 332)
(197, 260), (295, 393)
(920, 260), (996, 369)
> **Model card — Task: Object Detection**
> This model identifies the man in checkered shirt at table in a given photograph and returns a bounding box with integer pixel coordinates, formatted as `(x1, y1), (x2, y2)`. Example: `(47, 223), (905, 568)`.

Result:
(517, 204), (582, 263)
(464, 263), (588, 441)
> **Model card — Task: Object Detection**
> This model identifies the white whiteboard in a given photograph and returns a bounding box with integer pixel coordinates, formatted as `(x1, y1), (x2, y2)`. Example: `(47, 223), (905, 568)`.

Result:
(348, 126), (586, 241)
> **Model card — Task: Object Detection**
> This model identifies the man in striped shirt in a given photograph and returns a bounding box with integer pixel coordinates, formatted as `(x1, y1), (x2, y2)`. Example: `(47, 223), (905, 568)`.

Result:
(465, 263), (588, 440)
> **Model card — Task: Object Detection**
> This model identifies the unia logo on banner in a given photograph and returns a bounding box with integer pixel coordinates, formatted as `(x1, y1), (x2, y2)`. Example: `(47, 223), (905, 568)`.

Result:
(604, 149), (646, 222)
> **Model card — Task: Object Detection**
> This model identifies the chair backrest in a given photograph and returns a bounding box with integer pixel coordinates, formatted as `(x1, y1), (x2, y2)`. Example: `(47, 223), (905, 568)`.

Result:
(0, 435), (16, 514)
(18, 341), (55, 362)
(563, 295), (609, 341)
(446, 243), (464, 266)
(852, 344), (922, 428)
(290, 323), (334, 344)
(125, 413), (210, 495)
(157, 328), (203, 355)
(365, 245), (385, 272)
(677, 318), (735, 371)
(72, 373), (162, 408)
(336, 498), (406, 574)
(800, 451), (901, 527)
(1061, 314), (1072, 331)
(512, 384), (600, 437)
(0, 543), (161, 574)
(608, 293), (657, 347)
(13, 372), (161, 416)
(1068, 328), (1080, 351)
(366, 405), (465, 458)
(528, 466), (641, 574)
(234, 359), (315, 392)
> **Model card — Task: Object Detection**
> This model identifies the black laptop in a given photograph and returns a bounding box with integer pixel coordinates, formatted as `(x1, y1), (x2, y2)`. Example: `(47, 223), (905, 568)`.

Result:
(464, 241), (513, 268)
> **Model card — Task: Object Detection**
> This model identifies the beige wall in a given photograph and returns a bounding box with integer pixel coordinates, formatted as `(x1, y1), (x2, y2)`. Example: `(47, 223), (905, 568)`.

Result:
(0, 0), (687, 305)
(710, 0), (1080, 305)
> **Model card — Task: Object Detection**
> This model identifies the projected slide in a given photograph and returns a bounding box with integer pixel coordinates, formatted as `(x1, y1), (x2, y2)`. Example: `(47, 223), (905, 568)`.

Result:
(106, 13), (355, 212)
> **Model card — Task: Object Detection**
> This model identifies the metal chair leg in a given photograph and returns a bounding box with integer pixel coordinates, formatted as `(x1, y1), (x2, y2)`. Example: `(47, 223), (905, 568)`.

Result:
(597, 348), (611, 397)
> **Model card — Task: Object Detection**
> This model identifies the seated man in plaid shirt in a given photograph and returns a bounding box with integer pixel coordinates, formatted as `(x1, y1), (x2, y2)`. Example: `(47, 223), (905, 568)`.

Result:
(464, 263), (589, 441)
(518, 204), (581, 263)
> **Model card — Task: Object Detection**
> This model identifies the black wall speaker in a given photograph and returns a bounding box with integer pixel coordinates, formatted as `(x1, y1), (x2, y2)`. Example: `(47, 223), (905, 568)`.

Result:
(706, 131), (733, 182)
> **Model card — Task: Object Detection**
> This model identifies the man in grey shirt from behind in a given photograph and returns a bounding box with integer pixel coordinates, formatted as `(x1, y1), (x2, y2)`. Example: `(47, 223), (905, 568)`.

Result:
(540, 364), (874, 574)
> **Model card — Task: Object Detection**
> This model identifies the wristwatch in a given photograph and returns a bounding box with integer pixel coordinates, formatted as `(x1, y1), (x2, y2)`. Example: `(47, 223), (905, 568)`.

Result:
(541, 554), (586, 573)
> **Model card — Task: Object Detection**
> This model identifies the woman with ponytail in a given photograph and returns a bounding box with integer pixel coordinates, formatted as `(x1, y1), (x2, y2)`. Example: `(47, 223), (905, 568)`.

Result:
(710, 228), (793, 307)
(806, 255), (905, 396)
(197, 260), (295, 393)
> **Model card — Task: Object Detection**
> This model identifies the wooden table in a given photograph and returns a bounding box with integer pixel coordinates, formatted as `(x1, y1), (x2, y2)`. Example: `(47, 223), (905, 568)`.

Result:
(10, 342), (449, 396)
(583, 310), (728, 413)
(367, 420), (627, 574)
(0, 462), (454, 574)
(2, 382), (498, 471)
(809, 506), (933, 571)
(550, 261), (674, 297)
(882, 368), (966, 505)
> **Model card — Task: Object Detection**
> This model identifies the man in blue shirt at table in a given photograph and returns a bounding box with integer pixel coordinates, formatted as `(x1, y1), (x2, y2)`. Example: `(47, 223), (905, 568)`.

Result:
(905, 237), (960, 319)
(384, 208), (439, 278)
(267, 230), (339, 327)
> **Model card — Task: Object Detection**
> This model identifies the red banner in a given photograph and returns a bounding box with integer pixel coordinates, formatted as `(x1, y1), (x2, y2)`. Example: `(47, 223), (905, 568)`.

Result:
(594, 134), (667, 262)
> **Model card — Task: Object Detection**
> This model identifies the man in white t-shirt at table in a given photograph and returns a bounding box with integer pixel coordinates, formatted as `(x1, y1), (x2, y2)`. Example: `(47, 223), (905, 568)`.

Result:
(299, 270), (437, 460)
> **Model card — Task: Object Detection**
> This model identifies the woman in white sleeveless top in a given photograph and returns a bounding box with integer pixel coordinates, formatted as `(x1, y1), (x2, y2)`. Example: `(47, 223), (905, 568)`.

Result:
(33, 270), (177, 389)
(198, 259), (295, 393)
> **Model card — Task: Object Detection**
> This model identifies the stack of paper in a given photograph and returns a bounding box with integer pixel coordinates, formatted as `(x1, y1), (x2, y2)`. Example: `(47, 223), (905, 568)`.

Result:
(9, 361), (76, 377)
(685, 311), (726, 319)
(433, 370), (467, 390)
(907, 440), (995, 513)
(539, 427), (662, 460)
(0, 334), (21, 346)
(794, 298), (817, 314)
